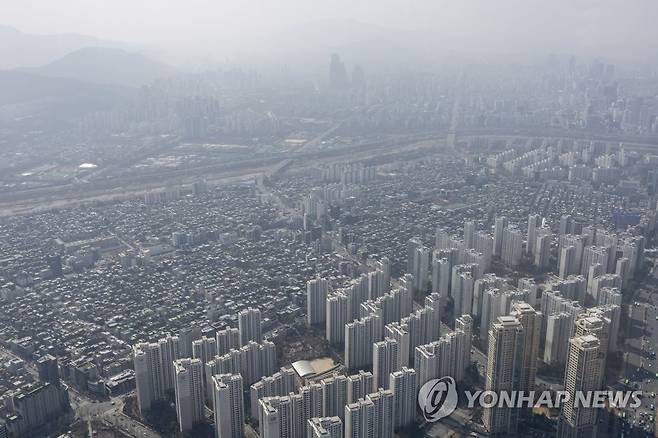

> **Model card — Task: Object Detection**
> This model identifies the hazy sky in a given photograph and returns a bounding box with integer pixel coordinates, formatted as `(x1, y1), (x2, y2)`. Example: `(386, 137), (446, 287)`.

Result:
(4, 0), (658, 63)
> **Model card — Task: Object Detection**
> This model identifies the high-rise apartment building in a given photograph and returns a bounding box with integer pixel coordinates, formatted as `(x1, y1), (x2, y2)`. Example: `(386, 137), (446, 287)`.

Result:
(216, 327), (240, 356)
(501, 227), (523, 267)
(326, 291), (350, 344)
(174, 358), (204, 432)
(389, 367), (416, 430)
(345, 314), (383, 370)
(451, 264), (475, 316)
(493, 216), (508, 257)
(213, 373), (244, 438)
(346, 371), (374, 404)
(250, 367), (296, 420)
(238, 308), (262, 346)
(372, 338), (399, 391)
(510, 302), (540, 392)
(134, 335), (181, 412)
(308, 278), (330, 326)
(558, 335), (602, 438)
(483, 316), (525, 436)
(321, 374), (348, 419)
(308, 417), (343, 438)
(344, 389), (394, 438)
(526, 214), (542, 256)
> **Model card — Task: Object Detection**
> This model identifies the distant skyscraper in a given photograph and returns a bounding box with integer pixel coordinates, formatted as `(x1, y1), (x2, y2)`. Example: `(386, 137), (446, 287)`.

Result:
(351, 64), (366, 90)
(213, 373), (244, 438)
(329, 54), (349, 90)
(238, 308), (262, 346)
(621, 235), (645, 278)
(174, 358), (204, 432)
(588, 273), (622, 307)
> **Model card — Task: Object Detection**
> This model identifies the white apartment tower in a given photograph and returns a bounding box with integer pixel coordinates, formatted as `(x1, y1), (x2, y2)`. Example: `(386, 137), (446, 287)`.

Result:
(372, 338), (400, 391)
(174, 358), (204, 432)
(308, 417), (343, 438)
(213, 373), (245, 438)
(389, 367), (416, 430)
(510, 302), (541, 392)
(483, 316), (525, 436)
(238, 308), (262, 346)
(501, 227), (523, 267)
(308, 278), (330, 326)
(558, 335), (602, 438)
(216, 327), (240, 355)
(493, 216), (508, 257)
(326, 292), (349, 344)
(134, 335), (181, 413)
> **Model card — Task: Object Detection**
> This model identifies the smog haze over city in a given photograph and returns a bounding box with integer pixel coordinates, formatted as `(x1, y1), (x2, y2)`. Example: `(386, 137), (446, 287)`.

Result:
(2, 1), (658, 438)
